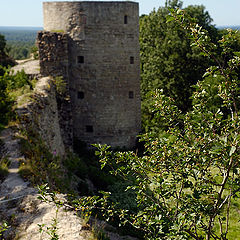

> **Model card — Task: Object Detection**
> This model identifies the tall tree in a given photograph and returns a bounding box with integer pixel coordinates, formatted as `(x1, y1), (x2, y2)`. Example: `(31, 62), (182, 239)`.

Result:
(140, 0), (218, 131)
(0, 35), (6, 54)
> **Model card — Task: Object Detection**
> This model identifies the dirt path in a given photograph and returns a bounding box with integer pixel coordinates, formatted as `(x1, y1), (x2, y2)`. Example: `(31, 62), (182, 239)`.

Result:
(0, 128), (33, 201)
(0, 128), (93, 239)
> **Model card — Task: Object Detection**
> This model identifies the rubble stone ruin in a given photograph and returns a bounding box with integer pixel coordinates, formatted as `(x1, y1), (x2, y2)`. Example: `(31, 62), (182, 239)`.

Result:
(37, 1), (141, 148)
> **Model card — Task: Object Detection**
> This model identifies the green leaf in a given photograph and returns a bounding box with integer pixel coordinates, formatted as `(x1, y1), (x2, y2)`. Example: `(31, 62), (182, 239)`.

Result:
(233, 52), (240, 57)
(202, 71), (210, 78)
(166, 16), (175, 23)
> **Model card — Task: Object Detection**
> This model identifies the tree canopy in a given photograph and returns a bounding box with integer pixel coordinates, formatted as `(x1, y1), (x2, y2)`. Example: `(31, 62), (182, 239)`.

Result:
(0, 34), (16, 69)
(140, 0), (221, 131)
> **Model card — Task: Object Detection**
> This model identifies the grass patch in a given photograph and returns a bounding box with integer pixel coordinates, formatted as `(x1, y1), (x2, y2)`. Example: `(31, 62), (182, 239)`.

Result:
(212, 196), (240, 240)
(10, 85), (36, 107)
(50, 29), (65, 33)
(0, 69), (37, 128)
(91, 226), (110, 240)
(9, 78), (37, 107)
(0, 124), (5, 132)
(227, 199), (240, 240)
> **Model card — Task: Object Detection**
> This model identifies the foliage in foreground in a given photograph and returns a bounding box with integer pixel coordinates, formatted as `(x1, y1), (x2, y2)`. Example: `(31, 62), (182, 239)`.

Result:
(75, 9), (240, 240)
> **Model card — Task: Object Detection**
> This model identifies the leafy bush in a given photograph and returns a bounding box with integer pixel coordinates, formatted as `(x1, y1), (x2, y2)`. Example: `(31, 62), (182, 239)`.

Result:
(72, 139), (119, 192)
(0, 68), (13, 125)
(0, 221), (9, 238)
(31, 45), (39, 60)
(88, 166), (116, 191)
(63, 153), (88, 179)
(0, 66), (36, 126)
(77, 9), (240, 240)
(2, 68), (32, 90)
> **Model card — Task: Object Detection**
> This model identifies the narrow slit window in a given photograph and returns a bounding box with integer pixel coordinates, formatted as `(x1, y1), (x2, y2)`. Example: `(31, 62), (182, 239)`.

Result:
(129, 91), (134, 99)
(124, 15), (128, 24)
(130, 56), (134, 64)
(77, 56), (84, 63)
(86, 125), (93, 133)
(78, 91), (84, 99)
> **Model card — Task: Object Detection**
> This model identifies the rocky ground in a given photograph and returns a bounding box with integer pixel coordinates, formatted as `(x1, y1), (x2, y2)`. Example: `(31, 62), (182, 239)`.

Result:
(12, 59), (40, 76)
(0, 127), (94, 239)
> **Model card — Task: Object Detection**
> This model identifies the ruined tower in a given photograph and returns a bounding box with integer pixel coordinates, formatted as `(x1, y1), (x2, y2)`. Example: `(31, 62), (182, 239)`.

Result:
(38, 1), (141, 148)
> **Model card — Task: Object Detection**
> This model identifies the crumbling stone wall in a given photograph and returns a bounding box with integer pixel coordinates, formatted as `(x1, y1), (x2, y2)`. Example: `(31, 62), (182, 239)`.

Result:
(37, 31), (69, 78)
(39, 1), (141, 149)
(37, 32), (73, 149)
(17, 77), (71, 156)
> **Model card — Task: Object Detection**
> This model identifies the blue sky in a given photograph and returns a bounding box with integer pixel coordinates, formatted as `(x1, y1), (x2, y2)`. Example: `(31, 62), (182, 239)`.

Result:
(0, 0), (240, 27)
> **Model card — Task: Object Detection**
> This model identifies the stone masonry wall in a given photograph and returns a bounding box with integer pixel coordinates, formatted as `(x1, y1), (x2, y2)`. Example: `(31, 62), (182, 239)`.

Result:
(40, 1), (141, 149)
(37, 32), (73, 148)
(37, 31), (69, 78)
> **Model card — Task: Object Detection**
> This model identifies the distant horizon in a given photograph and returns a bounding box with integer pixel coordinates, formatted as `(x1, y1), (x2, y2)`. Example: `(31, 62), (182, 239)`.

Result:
(0, 26), (43, 29)
(1, 25), (240, 29)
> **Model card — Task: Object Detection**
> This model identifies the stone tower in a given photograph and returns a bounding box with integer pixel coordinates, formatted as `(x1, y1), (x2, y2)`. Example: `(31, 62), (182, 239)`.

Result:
(38, 1), (141, 148)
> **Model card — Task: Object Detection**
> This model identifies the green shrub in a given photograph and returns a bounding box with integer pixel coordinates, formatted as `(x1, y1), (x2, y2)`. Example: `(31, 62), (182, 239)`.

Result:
(30, 45), (39, 60)
(0, 67), (35, 126)
(0, 68), (13, 125)
(0, 221), (9, 238)
(64, 153), (88, 179)
(88, 166), (116, 190)
(53, 76), (66, 95)
(2, 69), (32, 90)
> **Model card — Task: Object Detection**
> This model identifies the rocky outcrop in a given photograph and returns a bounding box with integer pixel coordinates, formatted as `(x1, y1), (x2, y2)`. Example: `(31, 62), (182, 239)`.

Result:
(17, 76), (68, 156)
(12, 59), (40, 79)
(0, 128), (93, 240)
(12, 56), (73, 156)
(0, 72), (88, 238)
